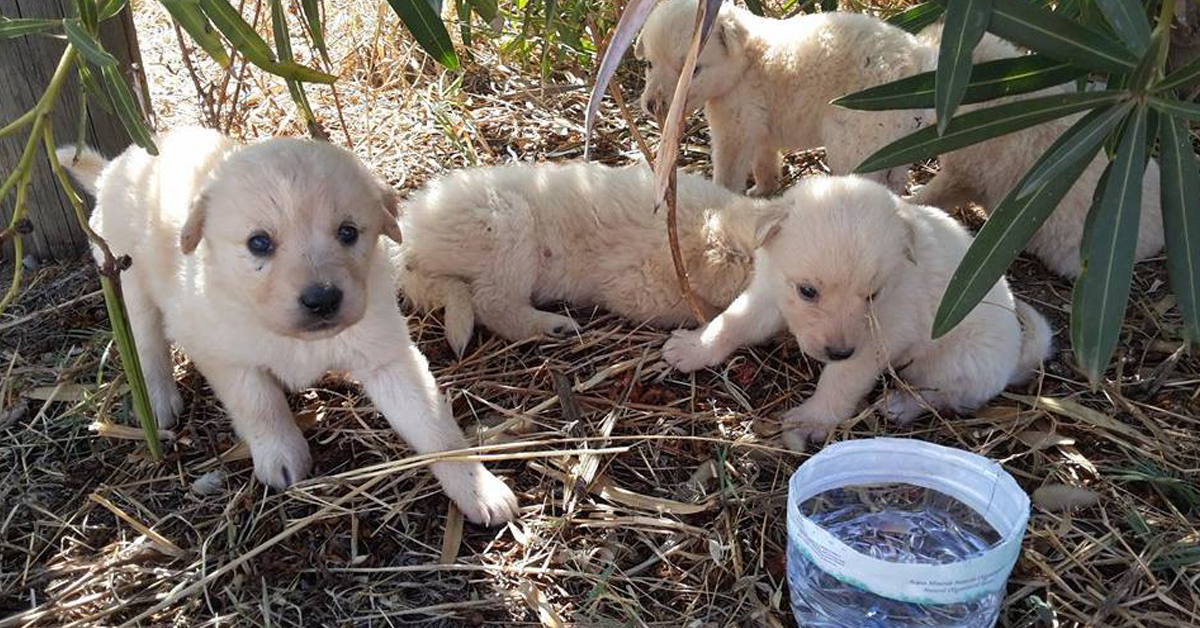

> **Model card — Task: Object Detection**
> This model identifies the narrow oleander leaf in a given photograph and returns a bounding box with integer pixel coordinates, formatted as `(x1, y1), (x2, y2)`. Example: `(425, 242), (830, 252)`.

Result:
(1017, 102), (1131, 198)
(0, 17), (62, 38)
(886, 2), (944, 34)
(934, 0), (1138, 74)
(1158, 115), (1200, 343)
(933, 141), (1095, 337)
(583, 0), (660, 159)
(744, 0), (762, 16)
(269, 0), (317, 130)
(856, 90), (1125, 173)
(78, 58), (114, 114)
(1157, 51), (1200, 94)
(1149, 95), (1200, 122)
(161, 0), (230, 68)
(76, 0), (99, 30)
(465, 0), (498, 24)
(99, 0), (128, 21)
(198, 0), (274, 62)
(1071, 105), (1150, 383)
(101, 64), (158, 155)
(384, 0), (459, 70)
(1094, 0), (1150, 55)
(299, 0), (329, 63)
(935, 0), (993, 134)
(64, 18), (118, 66)
(834, 55), (1085, 111)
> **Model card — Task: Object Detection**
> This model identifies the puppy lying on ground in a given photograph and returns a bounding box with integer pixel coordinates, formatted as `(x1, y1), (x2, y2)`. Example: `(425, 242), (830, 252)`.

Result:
(638, 1), (1164, 278)
(395, 161), (766, 356)
(636, 0), (935, 195)
(663, 176), (1052, 451)
(60, 127), (517, 525)
(908, 25), (1164, 278)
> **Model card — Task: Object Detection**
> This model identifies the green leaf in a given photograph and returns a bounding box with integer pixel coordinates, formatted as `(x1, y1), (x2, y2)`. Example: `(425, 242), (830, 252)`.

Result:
(1157, 50), (1200, 93)
(1149, 94), (1200, 122)
(744, 0), (763, 16)
(384, 0), (459, 70)
(935, 0), (993, 134)
(64, 18), (118, 66)
(0, 17), (61, 39)
(198, 0), (275, 63)
(855, 90), (1127, 173)
(834, 55), (1085, 112)
(1094, 0), (1150, 55)
(161, 0), (230, 68)
(939, 0), (1138, 74)
(76, 0), (99, 31)
(269, 0), (317, 130)
(1158, 115), (1200, 343)
(77, 58), (114, 114)
(101, 64), (158, 155)
(465, 0), (498, 24)
(933, 132), (1096, 338)
(299, 0), (329, 63)
(886, 2), (944, 33)
(99, 0), (128, 21)
(1071, 105), (1150, 383)
(1017, 102), (1131, 198)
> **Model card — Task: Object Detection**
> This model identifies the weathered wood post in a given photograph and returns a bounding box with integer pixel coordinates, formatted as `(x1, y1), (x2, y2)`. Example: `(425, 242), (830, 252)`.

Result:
(0, 0), (150, 263)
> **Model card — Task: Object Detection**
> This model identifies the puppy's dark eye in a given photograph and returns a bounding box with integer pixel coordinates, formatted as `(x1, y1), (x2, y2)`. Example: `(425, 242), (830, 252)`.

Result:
(247, 233), (274, 256)
(336, 222), (359, 246)
(797, 283), (819, 302)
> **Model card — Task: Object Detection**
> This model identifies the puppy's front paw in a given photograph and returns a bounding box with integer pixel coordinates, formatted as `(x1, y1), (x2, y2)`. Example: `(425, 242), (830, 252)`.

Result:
(662, 328), (721, 373)
(150, 384), (185, 429)
(535, 313), (580, 339)
(435, 462), (519, 526)
(883, 390), (927, 425)
(250, 429), (313, 489)
(779, 402), (842, 452)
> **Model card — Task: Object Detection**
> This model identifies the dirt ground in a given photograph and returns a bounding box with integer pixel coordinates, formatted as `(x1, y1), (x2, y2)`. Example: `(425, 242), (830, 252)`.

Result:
(2, 1), (1199, 626)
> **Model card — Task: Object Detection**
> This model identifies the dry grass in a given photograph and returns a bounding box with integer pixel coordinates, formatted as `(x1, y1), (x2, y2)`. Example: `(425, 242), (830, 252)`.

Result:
(2, 0), (1200, 626)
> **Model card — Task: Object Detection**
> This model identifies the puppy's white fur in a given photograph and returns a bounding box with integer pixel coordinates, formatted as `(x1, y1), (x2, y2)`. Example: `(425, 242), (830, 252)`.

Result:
(908, 26), (1164, 278)
(636, 0), (934, 195)
(395, 161), (765, 355)
(663, 176), (1052, 450)
(59, 128), (517, 526)
(638, 1), (1164, 278)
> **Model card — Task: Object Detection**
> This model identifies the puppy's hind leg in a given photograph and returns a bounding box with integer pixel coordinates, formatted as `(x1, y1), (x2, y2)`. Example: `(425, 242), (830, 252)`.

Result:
(747, 148), (783, 197)
(355, 343), (518, 526)
(201, 364), (312, 489)
(122, 280), (184, 428)
(470, 260), (579, 343)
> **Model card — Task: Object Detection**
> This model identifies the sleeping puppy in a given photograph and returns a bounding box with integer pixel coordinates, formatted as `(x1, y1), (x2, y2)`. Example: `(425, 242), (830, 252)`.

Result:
(662, 176), (1052, 450)
(636, 0), (934, 195)
(58, 127), (518, 525)
(395, 161), (766, 356)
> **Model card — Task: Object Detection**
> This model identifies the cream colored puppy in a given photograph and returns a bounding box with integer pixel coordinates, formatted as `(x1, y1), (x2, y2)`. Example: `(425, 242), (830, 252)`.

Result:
(395, 161), (766, 356)
(908, 27), (1164, 278)
(636, 0), (934, 195)
(59, 128), (517, 526)
(663, 176), (1052, 450)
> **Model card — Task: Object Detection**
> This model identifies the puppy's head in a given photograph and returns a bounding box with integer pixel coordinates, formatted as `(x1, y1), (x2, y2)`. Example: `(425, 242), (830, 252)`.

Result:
(756, 176), (916, 363)
(636, 0), (747, 121)
(180, 138), (402, 340)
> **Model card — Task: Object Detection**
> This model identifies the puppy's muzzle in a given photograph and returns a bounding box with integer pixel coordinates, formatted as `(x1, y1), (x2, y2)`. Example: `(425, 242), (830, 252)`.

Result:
(299, 283), (343, 320)
(825, 346), (855, 361)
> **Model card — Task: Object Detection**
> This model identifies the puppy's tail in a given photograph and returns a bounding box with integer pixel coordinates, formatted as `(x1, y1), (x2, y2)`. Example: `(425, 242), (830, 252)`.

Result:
(55, 145), (109, 196)
(1011, 299), (1053, 385)
(395, 258), (475, 357)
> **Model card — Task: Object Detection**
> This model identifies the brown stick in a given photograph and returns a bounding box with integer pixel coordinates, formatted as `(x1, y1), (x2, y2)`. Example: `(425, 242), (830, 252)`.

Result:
(664, 170), (707, 323)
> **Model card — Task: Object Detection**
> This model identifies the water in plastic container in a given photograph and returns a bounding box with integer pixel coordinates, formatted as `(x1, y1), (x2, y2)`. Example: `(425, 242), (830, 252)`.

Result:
(786, 439), (1030, 628)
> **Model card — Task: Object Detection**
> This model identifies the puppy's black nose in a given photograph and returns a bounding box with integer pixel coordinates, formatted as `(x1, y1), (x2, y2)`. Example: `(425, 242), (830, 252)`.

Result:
(826, 346), (855, 361)
(299, 283), (342, 318)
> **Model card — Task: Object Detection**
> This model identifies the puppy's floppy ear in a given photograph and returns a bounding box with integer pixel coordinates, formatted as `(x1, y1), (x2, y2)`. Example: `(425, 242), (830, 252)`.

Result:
(180, 192), (208, 254)
(378, 184), (403, 244)
(754, 205), (787, 249)
(716, 14), (746, 54)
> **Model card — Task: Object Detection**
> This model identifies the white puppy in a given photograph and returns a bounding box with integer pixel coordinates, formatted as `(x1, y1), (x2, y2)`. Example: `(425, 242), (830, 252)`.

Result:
(59, 127), (517, 525)
(908, 27), (1164, 278)
(636, 0), (934, 195)
(395, 161), (765, 356)
(663, 176), (1052, 450)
